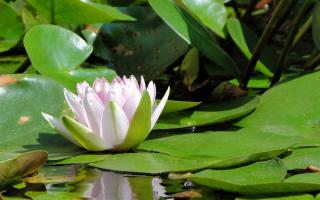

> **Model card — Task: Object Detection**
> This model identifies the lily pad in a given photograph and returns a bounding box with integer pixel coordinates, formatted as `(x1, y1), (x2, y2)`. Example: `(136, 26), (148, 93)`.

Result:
(0, 1), (24, 52)
(162, 100), (201, 114)
(191, 159), (287, 194)
(237, 194), (314, 200)
(138, 129), (300, 168)
(0, 151), (48, 190)
(156, 96), (259, 129)
(238, 72), (320, 135)
(282, 147), (320, 170)
(24, 24), (116, 90)
(89, 152), (213, 174)
(191, 159), (320, 195)
(0, 56), (28, 74)
(0, 74), (85, 160)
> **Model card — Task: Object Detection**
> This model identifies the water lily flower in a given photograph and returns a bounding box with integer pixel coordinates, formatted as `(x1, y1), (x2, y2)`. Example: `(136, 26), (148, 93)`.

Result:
(42, 76), (170, 151)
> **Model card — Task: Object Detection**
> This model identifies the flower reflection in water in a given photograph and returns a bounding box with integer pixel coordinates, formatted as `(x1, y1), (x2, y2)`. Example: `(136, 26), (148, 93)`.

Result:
(80, 170), (166, 200)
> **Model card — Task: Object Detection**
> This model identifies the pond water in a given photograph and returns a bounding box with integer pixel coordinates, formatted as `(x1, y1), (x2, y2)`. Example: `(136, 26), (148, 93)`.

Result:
(2, 165), (235, 200)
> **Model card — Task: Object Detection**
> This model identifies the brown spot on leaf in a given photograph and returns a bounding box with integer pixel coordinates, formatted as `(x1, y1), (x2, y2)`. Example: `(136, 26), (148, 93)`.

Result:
(170, 191), (202, 198)
(0, 75), (17, 87)
(307, 165), (320, 172)
(18, 116), (30, 125)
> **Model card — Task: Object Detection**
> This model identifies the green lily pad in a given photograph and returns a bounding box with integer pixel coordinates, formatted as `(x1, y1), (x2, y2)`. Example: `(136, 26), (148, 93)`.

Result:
(89, 152), (213, 174)
(0, 56), (28, 74)
(53, 154), (109, 165)
(0, 74), (85, 160)
(0, 151), (48, 190)
(162, 100), (201, 114)
(26, 191), (82, 200)
(238, 72), (320, 135)
(237, 194), (314, 200)
(138, 129), (300, 168)
(191, 159), (286, 194)
(24, 24), (116, 90)
(192, 159), (320, 195)
(282, 147), (320, 170)
(156, 96), (259, 129)
(0, 1), (24, 52)
(26, 0), (134, 25)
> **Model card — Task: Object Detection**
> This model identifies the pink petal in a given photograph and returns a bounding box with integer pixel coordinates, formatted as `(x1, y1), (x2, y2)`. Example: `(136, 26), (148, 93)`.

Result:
(64, 89), (86, 125)
(122, 87), (142, 121)
(82, 87), (104, 135)
(107, 82), (125, 107)
(151, 87), (170, 129)
(100, 101), (129, 147)
(76, 81), (90, 99)
(41, 112), (80, 146)
(93, 78), (110, 104)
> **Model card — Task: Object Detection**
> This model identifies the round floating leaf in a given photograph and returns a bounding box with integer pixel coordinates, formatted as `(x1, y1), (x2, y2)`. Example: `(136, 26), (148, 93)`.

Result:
(162, 100), (201, 114)
(89, 152), (213, 174)
(24, 24), (92, 73)
(191, 159), (286, 194)
(192, 159), (320, 195)
(283, 147), (320, 170)
(238, 72), (320, 135)
(138, 129), (300, 168)
(24, 25), (116, 90)
(0, 1), (24, 52)
(0, 74), (85, 160)
(156, 96), (259, 129)
(237, 194), (314, 200)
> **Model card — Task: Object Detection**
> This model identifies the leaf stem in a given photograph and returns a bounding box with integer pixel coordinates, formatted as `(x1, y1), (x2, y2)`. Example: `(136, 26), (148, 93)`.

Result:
(292, 15), (313, 48)
(242, 0), (296, 89)
(271, 0), (315, 86)
(50, 0), (55, 24)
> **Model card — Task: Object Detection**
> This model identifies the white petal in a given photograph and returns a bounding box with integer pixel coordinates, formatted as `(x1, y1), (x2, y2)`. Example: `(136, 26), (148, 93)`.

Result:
(147, 81), (156, 105)
(151, 87), (170, 129)
(100, 101), (129, 147)
(130, 75), (139, 89)
(41, 112), (80, 146)
(82, 87), (104, 135)
(64, 89), (86, 125)
(140, 76), (146, 93)
(122, 88), (142, 121)
(107, 82), (125, 107)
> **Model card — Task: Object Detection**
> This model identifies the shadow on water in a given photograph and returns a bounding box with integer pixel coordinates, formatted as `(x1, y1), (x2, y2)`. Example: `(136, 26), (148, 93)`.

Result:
(21, 132), (86, 160)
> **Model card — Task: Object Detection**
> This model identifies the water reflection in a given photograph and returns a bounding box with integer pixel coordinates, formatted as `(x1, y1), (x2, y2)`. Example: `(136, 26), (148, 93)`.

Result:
(79, 170), (167, 200)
